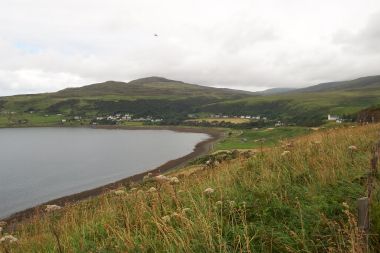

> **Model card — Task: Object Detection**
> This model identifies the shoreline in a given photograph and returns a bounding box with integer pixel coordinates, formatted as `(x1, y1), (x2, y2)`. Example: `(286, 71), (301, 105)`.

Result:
(3, 125), (223, 224)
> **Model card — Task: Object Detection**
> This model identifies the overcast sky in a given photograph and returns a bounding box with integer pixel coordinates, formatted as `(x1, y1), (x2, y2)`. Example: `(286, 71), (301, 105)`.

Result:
(0, 0), (380, 95)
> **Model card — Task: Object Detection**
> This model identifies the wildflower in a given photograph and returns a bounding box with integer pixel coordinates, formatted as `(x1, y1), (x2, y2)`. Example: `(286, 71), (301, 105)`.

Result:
(342, 202), (350, 209)
(170, 177), (180, 185)
(182, 208), (191, 214)
(147, 187), (157, 193)
(204, 188), (215, 195)
(161, 215), (171, 223)
(147, 172), (153, 177)
(45, 204), (62, 212)
(281, 150), (291, 156)
(348, 145), (358, 151)
(215, 200), (223, 206)
(130, 187), (138, 192)
(114, 189), (126, 195)
(155, 175), (170, 182)
(312, 140), (321, 144)
(0, 235), (18, 244)
(229, 200), (236, 207)
(171, 212), (180, 218)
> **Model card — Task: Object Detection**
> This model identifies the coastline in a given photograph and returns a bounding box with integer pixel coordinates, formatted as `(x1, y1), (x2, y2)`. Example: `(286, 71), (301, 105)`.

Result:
(3, 125), (223, 224)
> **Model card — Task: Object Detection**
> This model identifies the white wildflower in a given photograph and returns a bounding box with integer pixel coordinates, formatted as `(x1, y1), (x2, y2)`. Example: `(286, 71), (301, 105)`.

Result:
(204, 188), (215, 195)
(161, 215), (171, 223)
(147, 187), (157, 193)
(229, 200), (236, 207)
(45, 204), (62, 212)
(155, 175), (170, 182)
(114, 190), (126, 195)
(215, 201), (223, 206)
(182, 208), (191, 214)
(0, 235), (18, 244)
(348, 145), (358, 151)
(281, 151), (291, 156)
(130, 187), (138, 192)
(170, 177), (180, 185)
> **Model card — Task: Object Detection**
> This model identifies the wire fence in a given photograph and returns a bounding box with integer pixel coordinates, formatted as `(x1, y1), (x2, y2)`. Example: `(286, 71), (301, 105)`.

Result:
(357, 140), (380, 252)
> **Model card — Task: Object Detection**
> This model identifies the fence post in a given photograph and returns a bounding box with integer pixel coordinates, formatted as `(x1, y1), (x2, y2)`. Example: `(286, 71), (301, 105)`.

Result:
(357, 197), (369, 232)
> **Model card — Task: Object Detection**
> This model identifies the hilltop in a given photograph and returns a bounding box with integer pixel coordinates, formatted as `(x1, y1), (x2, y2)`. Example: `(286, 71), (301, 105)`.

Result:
(54, 76), (253, 98)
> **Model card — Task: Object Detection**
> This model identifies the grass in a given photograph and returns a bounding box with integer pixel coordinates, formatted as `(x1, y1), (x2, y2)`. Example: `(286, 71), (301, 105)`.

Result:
(1, 124), (380, 252)
(215, 126), (311, 150)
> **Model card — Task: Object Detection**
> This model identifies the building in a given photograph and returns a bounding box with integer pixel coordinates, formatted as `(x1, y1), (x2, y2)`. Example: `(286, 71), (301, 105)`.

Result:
(327, 114), (339, 121)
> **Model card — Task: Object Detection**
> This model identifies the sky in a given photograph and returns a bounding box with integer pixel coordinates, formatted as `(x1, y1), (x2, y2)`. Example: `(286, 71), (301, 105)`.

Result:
(0, 0), (380, 96)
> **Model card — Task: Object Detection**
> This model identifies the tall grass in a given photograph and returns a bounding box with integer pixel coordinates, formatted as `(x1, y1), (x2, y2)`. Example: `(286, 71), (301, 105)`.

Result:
(2, 124), (380, 252)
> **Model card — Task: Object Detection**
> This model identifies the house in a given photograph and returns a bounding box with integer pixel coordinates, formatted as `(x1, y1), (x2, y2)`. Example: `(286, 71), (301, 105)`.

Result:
(275, 121), (284, 127)
(328, 114), (339, 121)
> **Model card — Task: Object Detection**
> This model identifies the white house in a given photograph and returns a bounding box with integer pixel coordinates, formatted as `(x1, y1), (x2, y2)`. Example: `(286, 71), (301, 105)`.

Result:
(327, 114), (339, 121)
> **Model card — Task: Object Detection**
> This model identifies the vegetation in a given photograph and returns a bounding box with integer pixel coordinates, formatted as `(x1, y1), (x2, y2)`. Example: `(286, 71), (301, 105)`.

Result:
(215, 127), (311, 150)
(1, 75), (380, 127)
(2, 124), (380, 252)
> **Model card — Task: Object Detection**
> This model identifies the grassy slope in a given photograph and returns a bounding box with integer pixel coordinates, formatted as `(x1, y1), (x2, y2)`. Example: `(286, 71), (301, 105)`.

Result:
(2, 76), (380, 127)
(202, 88), (380, 124)
(3, 124), (380, 252)
(215, 127), (311, 150)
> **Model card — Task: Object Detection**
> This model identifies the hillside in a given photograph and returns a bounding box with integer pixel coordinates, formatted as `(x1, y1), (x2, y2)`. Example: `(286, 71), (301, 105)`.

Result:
(295, 75), (380, 93)
(54, 77), (253, 98)
(1, 75), (380, 127)
(2, 124), (380, 252)
(202, 75), (380, 126)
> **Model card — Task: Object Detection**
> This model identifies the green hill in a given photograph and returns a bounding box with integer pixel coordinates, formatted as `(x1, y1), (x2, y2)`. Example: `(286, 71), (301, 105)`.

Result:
(295, 75), (380, 93)
(54, 77), (253, 98)
(202, 75), (380, 126)
(1, 75), (380, 127)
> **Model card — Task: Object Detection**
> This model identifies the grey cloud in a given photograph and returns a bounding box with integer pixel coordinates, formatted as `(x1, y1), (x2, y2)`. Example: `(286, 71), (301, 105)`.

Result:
(0, 0), (380, 95)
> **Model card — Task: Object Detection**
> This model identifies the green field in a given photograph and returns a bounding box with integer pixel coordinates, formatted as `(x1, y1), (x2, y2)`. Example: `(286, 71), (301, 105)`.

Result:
(215, 126), (312, 150)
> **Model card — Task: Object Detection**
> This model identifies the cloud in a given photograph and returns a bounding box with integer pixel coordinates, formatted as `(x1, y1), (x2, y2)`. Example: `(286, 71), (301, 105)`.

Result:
(0, 0), (380, 95)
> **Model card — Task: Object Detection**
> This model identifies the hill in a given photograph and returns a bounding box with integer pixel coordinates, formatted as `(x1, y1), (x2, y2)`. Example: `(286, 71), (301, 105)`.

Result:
(1, 74), (380, 127)
(54, 76), (253, 98)
(259, 87), (296, 95)
(295, 75), (380, 93)
(3, 124), (380, 252)
(202, 75), (380, 126)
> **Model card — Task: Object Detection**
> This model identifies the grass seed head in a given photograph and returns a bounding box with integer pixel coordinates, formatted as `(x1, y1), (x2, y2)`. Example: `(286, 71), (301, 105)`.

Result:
(45, 204), (62, 212)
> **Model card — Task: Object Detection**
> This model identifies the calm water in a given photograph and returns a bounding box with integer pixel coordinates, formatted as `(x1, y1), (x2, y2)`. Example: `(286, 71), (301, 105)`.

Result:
(0, 128), (209, 218)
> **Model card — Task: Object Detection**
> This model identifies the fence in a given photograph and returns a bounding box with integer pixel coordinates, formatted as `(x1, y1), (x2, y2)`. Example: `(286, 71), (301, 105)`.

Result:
(357, 140), (380, 251)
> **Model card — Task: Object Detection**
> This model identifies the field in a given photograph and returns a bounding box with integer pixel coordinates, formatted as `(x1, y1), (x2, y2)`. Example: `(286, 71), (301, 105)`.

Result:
(215, 126), (311, 150)
(2, 124), (380, 252)
(186, 117), (251, 124)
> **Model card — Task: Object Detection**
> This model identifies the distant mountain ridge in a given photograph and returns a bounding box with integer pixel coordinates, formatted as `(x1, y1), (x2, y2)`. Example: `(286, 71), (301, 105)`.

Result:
(55, 76), (254, 98)
(294, 75), (380, 93)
